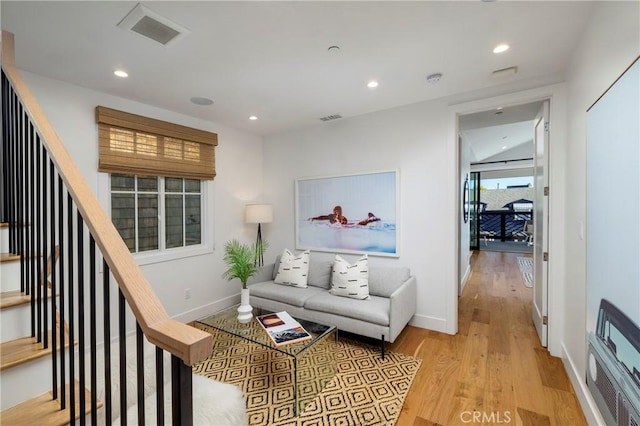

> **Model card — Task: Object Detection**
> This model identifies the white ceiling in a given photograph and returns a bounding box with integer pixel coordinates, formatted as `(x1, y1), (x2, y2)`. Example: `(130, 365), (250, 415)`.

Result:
(1, 1), (594, 136)
(459, 101), (542, 163)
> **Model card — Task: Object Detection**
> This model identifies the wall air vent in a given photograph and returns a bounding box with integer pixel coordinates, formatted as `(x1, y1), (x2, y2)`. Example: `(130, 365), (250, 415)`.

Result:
(319, 114), (343, 122)
(118, 3), (190, 47)
(492, 66), (518, 79)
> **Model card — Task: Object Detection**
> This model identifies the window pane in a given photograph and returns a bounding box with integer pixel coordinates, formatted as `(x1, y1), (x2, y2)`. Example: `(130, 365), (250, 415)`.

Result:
(166, 178), (183, 193)
(111, 193), (136, 252)
(185, 179), (200, 193)
(111, 174), (135, 191)
(165, 194), (184, 248)
(138, 194), (158, 252)
(185, 195), (201, 246)
(137, 176), (158, 192)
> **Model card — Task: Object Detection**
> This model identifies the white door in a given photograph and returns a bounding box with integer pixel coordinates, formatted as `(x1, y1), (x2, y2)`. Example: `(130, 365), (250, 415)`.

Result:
(532, 101), (550, 346)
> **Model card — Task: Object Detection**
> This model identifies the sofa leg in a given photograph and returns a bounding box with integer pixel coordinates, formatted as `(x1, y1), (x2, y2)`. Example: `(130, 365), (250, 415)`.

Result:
(381, 335), (385, 360)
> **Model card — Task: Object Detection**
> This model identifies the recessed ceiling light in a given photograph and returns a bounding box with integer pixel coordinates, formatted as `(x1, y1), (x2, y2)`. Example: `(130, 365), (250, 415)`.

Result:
(367, 81), (379, 88)
(493, 43), (510, 54)
(114, 69), (129, 78)
(190, 97), (213, 106)
(502, 146), (507, 150)
(426, 73), (442, 84)
(248, 115), (258, 121)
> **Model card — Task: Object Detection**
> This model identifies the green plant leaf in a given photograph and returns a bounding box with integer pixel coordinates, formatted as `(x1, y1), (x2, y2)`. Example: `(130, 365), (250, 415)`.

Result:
(222, 239), (268, 289)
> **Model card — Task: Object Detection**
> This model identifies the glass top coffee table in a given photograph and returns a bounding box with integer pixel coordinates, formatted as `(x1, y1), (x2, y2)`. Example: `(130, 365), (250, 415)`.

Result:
(196, 305), (337, 415)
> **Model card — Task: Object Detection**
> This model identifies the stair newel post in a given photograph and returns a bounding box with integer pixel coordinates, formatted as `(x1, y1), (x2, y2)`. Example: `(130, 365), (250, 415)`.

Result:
(50, 161), (58, 400)
(103, 260), (113, 425)
(77, 212), (86, 425)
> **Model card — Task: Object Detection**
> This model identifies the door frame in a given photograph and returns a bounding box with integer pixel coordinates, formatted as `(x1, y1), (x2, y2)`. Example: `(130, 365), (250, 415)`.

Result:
(449, 83), (567, 357)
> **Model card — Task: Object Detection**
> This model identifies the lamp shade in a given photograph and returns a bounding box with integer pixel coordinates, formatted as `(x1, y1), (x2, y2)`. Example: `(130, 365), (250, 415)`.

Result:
(245, 204), (273, 224)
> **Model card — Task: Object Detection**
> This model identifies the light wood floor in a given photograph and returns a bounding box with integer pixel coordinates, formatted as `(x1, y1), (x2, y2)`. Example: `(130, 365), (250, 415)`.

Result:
(389, 250), (586, 426)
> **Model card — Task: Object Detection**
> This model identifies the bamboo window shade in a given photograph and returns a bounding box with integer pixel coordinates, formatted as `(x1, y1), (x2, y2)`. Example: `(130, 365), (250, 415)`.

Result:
(96, 106), (218, 180)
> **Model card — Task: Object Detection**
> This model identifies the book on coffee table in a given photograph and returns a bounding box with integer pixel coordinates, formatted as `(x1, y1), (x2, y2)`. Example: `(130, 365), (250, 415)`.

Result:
(256, 311), (312, 346)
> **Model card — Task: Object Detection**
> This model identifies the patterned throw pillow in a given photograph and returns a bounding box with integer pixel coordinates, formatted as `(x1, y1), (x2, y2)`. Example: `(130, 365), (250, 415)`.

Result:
(330, 254), (369, 300)
(274, 249), (310, 288)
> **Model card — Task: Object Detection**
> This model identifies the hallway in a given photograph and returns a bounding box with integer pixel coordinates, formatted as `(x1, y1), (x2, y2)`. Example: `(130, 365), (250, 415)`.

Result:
(391, 251), (586, 425)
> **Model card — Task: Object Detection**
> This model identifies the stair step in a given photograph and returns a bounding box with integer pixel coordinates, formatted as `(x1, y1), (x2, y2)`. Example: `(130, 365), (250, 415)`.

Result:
(0, 252), (20, 263)
(0, 289), (32, 309)
(1, 328), (74, 371)
(0, 380), (100, 425)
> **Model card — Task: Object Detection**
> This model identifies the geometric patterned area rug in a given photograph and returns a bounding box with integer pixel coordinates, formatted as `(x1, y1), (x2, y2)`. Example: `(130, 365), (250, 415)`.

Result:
(517, 256), (534, 288)
(193, 326), (421, 426)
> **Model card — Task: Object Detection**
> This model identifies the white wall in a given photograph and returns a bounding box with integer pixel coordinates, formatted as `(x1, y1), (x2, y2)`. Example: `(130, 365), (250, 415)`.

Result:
(562, 2), (640, 424)
(21, 71), (265, 324)
(459, 136), (471, 294)
(264, 99), (457, 334)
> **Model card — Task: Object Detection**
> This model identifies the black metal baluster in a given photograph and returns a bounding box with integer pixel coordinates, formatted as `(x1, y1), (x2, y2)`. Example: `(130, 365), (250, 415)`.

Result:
(77, 212), (86, 425)
(18, 103), (26, 293)
(42, 147), (49, 349)
(58, 177), (66, 409)
(156, 347), (164, 426)
(171, 355), (193, 426)
(103, 261), (112, 425)
(7, 84), (15, 252)
(68, 193), (75, 424)
(29, 124), (35, 330)
(136, 324), (145, 426)
(1, 72), (7, 223)
(35, 135), (42, 343)
(50, 161), (57, 400)
(23, 123), (35, 298)
(90, 236), (97, 425)
(119, 289), (127, 426)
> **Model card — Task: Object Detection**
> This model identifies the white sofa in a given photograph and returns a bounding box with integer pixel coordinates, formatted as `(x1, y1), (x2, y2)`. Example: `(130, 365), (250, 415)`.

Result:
(248, 254), (416, 355)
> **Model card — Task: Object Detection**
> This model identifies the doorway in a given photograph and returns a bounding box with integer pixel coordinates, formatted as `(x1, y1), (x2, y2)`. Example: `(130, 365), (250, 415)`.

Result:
(458, 99), (550, 347)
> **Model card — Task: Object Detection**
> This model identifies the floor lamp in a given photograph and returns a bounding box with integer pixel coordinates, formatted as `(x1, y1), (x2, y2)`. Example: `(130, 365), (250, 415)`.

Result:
(245, 204), (272, 267)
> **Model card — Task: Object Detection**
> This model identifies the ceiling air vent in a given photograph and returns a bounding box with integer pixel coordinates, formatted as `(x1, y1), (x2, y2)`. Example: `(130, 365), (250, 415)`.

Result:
(118, 3), (190, 47)
(319, 114), (343, 122)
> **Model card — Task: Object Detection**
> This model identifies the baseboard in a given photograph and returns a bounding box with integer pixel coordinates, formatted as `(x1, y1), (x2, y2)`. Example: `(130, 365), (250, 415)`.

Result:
(172, 294), (239, 324)
(409, 313), (452, 335)
(561, 343), (605, 426)
(460, 264), (471, 295)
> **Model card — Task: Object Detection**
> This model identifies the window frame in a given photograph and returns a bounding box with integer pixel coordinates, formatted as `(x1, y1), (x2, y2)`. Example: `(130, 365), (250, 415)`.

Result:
(99, 172), (214, 266)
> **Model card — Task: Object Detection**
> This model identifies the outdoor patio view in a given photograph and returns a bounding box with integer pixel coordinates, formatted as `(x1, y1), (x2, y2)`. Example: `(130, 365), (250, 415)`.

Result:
(474, 175), (534, 253)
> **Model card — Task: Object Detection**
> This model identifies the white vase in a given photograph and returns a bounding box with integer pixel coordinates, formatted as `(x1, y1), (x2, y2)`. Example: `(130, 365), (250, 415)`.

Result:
(237, 287), (253, 323)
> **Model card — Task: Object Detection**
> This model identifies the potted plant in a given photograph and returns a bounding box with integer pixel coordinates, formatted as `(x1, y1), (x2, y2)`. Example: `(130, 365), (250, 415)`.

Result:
(222, 239), (267, 322)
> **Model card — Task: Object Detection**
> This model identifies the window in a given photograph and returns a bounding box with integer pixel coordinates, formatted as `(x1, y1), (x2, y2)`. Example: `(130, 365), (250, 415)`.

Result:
(96, 106), (216, 259)
(111, 174), (202, 253)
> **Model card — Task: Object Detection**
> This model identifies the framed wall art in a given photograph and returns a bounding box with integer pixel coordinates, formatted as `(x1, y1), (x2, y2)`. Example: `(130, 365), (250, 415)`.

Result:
(295, 170), (399, 257)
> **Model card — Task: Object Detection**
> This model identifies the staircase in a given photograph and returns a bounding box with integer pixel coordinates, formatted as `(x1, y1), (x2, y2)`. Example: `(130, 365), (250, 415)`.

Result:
(0, 225), (85, 424)
(0, 30), (213, 425)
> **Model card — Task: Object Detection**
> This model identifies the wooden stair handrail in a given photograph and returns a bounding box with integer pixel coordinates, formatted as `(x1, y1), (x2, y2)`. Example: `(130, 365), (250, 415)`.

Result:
(1, 31), (212, 365)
